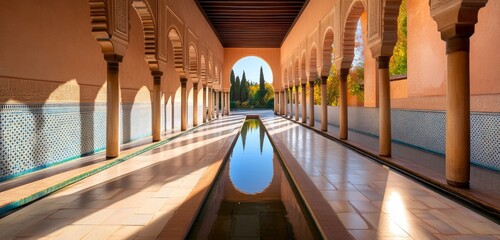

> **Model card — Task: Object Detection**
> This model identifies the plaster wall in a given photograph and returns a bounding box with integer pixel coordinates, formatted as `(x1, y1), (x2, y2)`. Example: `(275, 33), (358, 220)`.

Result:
(406, 0), (500, 106)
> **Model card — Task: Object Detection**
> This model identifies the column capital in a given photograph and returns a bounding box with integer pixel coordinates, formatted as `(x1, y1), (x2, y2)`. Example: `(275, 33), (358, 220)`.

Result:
(339, 68), (350, 78)
(320, 75), (328, 84)
(180, 77), (188, 87)
(104, 54), (123, 63)
(430, 0), (487, 41)
(376, 56), (391, 69)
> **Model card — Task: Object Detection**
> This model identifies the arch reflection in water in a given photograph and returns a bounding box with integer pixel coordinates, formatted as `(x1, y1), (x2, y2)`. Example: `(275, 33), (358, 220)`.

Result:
(230, 119), (274, 194)
(188, 117), (320, 239)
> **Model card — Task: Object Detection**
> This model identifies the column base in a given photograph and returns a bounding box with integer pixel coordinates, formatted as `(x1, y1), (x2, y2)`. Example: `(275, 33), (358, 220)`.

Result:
(447, 180), (470, 189)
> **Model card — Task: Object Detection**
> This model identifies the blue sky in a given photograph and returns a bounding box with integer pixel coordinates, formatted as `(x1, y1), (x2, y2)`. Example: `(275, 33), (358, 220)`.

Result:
(231, 56), (273, 84)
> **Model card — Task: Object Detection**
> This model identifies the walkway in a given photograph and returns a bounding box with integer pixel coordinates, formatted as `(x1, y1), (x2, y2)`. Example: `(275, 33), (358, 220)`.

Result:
(283, 113), (500, 217)
(0, 115), (245, 240)
(262, 113), (500, 239)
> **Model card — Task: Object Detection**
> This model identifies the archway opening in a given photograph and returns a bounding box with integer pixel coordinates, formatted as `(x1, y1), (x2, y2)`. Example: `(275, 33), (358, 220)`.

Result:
(230, 56), (274, 108)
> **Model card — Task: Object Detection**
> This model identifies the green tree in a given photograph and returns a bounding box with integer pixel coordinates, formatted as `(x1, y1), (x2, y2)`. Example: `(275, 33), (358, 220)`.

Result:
(235, 76), (241, 102)
(230, 70), (236, 101)
(257, 66), (268, 105)
(241, 71), (249, 102)
(390, 0), (407, 76)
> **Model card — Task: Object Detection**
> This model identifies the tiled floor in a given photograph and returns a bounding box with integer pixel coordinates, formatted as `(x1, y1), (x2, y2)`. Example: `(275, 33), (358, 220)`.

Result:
(0, 110), (499, 240)
(0, 115), (245, 240)
(261, 114), (500, 239)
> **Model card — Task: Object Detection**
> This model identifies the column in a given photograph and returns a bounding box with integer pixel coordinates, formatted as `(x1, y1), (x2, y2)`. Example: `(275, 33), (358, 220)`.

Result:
(208, 87), (212, 121)
(216, 90), (220, 118)
(339, 69), (349, 140)
(301, 84), (307, 123)
(106, 59), (121, 158)
(202, 85), (207, 123)
(378, 56), (391, 156)
(152, 71), (162, 142)
(193, 82), (198, 127)
(180, 78), (188, 131)
(320, 76), (328, 131)
(295, 86), (299, 122)
(445, 37), (472, 187)
(282, 90), (286, 116)
(227, 92), (231, 115)
(309, 81), (315, 127)
(288, 87), (293, 118)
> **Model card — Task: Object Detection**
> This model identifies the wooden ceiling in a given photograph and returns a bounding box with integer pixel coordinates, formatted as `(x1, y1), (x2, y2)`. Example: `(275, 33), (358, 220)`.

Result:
(195, 0), (308, 48)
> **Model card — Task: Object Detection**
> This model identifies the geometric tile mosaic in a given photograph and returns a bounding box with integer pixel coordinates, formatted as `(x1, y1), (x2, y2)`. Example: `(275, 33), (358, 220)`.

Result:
(0, 103), (154, 180)
(311, 105), (499, 171)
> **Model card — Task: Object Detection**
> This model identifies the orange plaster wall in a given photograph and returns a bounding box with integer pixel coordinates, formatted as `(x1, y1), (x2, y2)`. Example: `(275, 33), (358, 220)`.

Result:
(390, 79), (408, 99)
(360, 13), (378, 108)
(407, 0), (446, 98)
(0, 0), (106, 103)
(0, 0), (157, 104)
(223, 48), (281, 90)
(470, 0), (500, 95)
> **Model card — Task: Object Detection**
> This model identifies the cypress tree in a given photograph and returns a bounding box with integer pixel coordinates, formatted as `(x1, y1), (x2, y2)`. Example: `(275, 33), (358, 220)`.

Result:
(258, 66), (267, 105)
(235, 76), (241, 102)
(241, 71), (249, 102)
(230, 69), (236, 101)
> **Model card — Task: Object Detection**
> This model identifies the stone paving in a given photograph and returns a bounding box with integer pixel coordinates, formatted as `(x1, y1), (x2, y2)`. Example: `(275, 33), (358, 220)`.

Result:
(261, 113), (500, 239)
(0, 110), (498, 239)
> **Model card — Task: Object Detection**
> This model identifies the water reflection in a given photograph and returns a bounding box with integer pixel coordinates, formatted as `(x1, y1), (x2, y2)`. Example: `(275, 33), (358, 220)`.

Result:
(229, 119), (274, 194)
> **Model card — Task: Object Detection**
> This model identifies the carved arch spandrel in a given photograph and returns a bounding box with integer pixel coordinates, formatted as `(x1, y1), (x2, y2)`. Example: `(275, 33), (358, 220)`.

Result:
(321, 28), (335, 77)
(300, 51), (307, 84)
(188, 44), (199, 83)
(368, 0), (403, 58)
(89, 0), (129, 57)
(168, 26), (186, 79)
(132, 0), (160, 71)
(340, 0), (366, 70)
(200, 54), (207, 86)
(309, 44), (318, 82)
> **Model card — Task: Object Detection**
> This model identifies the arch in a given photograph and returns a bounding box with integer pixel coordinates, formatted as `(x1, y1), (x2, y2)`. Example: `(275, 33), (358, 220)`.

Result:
(200, 54), (207, 85)
(208, 59), (213, 84)
(294, 57), (300, 86)
(379, 0), (403, 56)
(131, 0), (159, 71)
(300, 51), (307, 83)
(283, 68), (288, 88)
(168, 26), (185, 78)
(188, 44), (198, 82)
(321, 28), (334, 76)
(340, 0), (366, 70)
(310, 44), (318, 81)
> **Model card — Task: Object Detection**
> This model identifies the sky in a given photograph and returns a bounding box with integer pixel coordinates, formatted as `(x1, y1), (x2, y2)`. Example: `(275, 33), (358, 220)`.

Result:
(231, 56), (273, 84)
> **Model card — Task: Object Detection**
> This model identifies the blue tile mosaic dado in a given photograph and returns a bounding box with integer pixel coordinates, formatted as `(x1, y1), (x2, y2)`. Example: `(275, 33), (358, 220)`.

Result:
(311, 106), (500, 171)
(0, 103), (154, 180)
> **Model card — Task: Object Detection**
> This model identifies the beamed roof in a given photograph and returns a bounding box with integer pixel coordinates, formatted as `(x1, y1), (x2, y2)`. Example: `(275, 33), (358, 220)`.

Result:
(195, 0), (308, 48)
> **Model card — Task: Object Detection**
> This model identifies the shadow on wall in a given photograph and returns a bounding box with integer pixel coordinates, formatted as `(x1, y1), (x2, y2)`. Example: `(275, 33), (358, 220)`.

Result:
(0, 0), (155, 180)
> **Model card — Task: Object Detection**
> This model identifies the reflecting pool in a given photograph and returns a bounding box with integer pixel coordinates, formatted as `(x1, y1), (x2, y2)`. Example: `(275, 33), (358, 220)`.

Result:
(188, 118), (320, 239)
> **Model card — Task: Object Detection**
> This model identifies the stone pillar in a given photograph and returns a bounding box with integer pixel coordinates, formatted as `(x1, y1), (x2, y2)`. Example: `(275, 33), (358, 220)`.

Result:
(309, 81), (315, 127)
(289, 87), (293, 118)
(152, 71), (162, 142)
(377, 56), (391, 156)
(446, 37), (473, 187)
(430, 0), (486, 188)
(208, 87), (212, 121)
(339, 69), (349, 140)
(282, 90), (286, 116)
(106, 59), (121, 158)
(295, 86), (299, 121)
(216, 90), (220, 118)
(227, 92), (231, 115)
(301, 84), (307, 123)
(193, 82), (198, 127)
(202, 85), (207, 123)
(320, 76), (328, 131)
(180, 78), (188, 131)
